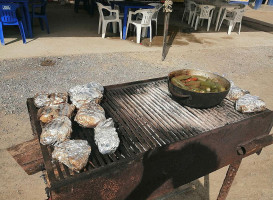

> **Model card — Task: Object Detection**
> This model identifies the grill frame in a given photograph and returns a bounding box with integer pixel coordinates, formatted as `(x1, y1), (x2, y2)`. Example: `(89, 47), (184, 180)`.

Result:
(27, 77), (273, 200)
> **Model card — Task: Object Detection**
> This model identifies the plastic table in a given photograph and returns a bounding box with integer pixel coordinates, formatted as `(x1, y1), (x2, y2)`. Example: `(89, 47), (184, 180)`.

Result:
(111, 1), (154, 40)
(0, 0), (32, 38)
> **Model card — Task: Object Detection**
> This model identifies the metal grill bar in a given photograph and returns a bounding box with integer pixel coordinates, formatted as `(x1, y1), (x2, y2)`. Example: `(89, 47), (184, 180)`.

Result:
(103, 100), (141, 155)
(147, 84), (212, 132)
(112, 89), (171, 145)
(104, 94), (148, 152)
(145, 86), (203, 136)
(110, 90), (158, 150)
(125, 86), (183, 141)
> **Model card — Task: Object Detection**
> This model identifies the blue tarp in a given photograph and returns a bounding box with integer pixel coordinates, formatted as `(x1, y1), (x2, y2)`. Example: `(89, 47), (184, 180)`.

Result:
(229, 1), (249, 5)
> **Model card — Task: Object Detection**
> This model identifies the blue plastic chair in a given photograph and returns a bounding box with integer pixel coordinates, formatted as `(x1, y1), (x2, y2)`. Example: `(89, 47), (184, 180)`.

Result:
(31, 0), (49, 34)
(0, 3), (26, 45)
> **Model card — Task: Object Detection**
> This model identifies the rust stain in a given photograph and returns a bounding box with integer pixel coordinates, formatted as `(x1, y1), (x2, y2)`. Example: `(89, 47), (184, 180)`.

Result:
(100, 179), (119, 200)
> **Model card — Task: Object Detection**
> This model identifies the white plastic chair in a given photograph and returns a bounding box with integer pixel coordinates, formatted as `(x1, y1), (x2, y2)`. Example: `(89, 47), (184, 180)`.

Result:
(135, 3), (162, 35)
(182, 0), (197, 25)
(125, 9), (156, 44)
(96, 2), (122, 39)
(107, 0), (125, 18)
(114, 4), (124, 18)
(148, 3), (163, 35)
(218, 8), (245, 35)
(192, 5), (215, 31)
(212, 7), (220, 25)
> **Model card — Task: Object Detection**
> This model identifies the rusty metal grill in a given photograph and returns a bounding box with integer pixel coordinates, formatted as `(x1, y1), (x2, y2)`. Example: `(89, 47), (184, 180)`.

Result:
(27, 78), (257, 188)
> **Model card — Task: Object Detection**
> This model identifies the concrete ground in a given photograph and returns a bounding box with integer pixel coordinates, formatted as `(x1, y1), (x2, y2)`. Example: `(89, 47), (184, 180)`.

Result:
(0, 2), (273, 200)
(246, 4), (273, 25)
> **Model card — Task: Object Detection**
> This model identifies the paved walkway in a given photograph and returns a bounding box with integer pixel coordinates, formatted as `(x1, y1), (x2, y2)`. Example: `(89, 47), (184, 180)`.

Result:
(0, 3), (272, 60)
(245, 5), (273, 27)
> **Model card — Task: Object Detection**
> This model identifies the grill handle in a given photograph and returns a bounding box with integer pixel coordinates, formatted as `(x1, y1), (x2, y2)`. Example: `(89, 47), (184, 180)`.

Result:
(237, 134), (273, 156)
(172, 93), (191, 99)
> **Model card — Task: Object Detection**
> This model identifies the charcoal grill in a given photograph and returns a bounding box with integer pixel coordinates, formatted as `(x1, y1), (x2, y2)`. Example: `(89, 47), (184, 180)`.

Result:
(27, 77), (273, 200)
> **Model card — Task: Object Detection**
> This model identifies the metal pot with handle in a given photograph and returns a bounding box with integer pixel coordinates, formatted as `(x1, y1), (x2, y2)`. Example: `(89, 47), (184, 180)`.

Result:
(168, 69), (231, 109)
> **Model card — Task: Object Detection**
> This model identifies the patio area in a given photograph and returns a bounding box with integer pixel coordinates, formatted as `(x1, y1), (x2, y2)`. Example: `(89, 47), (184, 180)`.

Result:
(1, 1), (272, 59)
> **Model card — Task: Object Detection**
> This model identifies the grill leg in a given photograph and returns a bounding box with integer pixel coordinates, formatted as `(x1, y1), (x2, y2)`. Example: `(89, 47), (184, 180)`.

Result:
(217, 159), (242, 200)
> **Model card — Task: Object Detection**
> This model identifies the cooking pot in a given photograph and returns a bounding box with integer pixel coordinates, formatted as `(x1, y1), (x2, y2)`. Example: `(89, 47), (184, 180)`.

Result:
(168, 69), (231, 108)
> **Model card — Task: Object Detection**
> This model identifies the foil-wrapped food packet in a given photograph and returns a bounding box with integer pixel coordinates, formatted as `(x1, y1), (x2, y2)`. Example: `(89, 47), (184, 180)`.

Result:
(236, 94), (266, 113)
(37, 103), (75, 124)
(226, 84), (249, 101)
(68, 82), (104, 108)
(34, 93), (68, 108)
(34, 93), (50, 108)
(94, 118), (120, 154)
(40, 116), (72, 145)
(52, 140), (91, 172)
(75, 102), (106, 128)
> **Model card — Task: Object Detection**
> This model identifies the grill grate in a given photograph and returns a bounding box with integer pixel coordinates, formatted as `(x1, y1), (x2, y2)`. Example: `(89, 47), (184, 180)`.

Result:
(29, 78), (255, 184)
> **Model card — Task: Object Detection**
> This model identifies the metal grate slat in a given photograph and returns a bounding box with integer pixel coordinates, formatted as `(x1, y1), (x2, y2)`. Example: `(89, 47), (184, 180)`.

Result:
(103, 96), (147, 152)
(109, 91), (157, 150)
(103, 100), (141, 155)
(111, 89), (172, 145)
(125, 86), (182, 142)
(110, 89), (168, 146)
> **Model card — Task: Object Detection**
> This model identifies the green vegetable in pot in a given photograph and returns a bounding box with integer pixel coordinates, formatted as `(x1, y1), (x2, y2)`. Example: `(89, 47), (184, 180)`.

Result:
(171, 77), (189, 90)
(171, 74), (226, 93)
(192, 75), (207, 82)
(185, 81), (201, 88)
(175, 75), (191, 80)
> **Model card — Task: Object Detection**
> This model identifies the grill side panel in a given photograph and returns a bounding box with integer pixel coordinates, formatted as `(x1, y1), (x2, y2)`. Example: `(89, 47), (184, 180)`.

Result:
(49, 110), (273, 200)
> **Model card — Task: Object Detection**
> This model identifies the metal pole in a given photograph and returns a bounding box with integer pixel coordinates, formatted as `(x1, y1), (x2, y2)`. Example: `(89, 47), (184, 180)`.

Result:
(162, 0), (173, 61)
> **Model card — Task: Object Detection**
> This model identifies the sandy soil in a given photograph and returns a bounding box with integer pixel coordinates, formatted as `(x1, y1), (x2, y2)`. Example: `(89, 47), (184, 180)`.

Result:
(0, 2), (273, 200)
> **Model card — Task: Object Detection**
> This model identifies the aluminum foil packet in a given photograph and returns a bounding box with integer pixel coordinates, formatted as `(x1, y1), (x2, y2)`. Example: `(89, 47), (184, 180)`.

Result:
(94, 118), (120, 154)
(75, 102), (106, 128)
(34, 92), (68, 108)
(37, 103), (75, 124)
(52, 140), (91, 172)
(68, 82), (104, 108)
(226, 84), (249, 101)
(40, 116), (72, 145)
(235, 94), (266, 113)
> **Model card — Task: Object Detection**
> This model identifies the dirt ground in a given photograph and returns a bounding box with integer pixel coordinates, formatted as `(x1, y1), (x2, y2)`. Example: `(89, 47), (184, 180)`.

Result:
(0, 2), (273, 200)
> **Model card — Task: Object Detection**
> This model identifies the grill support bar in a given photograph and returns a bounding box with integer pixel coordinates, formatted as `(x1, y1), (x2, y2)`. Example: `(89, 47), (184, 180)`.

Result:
(217, 159), (242, 200)
(217, 134), (273, 200)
